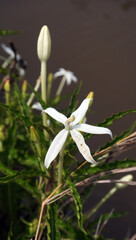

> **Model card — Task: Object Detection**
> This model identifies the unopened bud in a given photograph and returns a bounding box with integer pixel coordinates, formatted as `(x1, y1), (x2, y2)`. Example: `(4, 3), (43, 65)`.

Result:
(86, 91), (94, 100)
(86, 91), (94, 108)
(4, 79), (10, 92)
(116, 174), (133, 190)
(30, 126), (39, 142)
(48, 73), (53, 83)
(37, 25), (51, 62)
(22, 80), (27, 99)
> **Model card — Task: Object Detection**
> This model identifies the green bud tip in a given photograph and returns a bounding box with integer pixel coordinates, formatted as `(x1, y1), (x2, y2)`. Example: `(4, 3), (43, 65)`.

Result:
(48, 73), (53, 83)
(22, 80), (27, 92)
(86, 91), (94, 100)
(30, 126), (39, 142)
(4, 79), (10, 92)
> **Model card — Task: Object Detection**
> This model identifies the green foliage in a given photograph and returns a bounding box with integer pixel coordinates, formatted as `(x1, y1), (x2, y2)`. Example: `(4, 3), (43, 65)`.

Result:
(47, 203), (60, 240)
(74, 159), (136, 179)
(67, 81), (82, 116)
(0, 30), (136, 240)
(98, 109), (136, 127)
(0, 102), (32, 127)
(0, 29), (20, 36)
(66, 176), (86, 234)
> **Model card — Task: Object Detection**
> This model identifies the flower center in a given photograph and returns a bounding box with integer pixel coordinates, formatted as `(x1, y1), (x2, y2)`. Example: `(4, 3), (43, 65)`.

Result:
(65, 115), (75, 130)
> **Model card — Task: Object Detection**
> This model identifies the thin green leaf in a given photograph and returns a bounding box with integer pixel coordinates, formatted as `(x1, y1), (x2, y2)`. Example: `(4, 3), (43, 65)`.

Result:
(98, 109), (136, 127)
(14, 83), (31, 120)
(66, 177), (86, 234)
(47, 203), (60, 240)
(98, 121), (136, 151)
(67, 81), (82, 116)
(0, 103), (32, 127)
(0, 164), (46, 199)
(0, 168), (46, 184)
(0, 29), (20, 36)
(27, 83), (48, 109)
(80, 159), (136, 177)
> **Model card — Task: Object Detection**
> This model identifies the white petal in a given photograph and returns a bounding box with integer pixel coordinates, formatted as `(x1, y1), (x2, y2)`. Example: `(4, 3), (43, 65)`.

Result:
(66, 72), (72, 85)
(44, 129), (68, 168)
(54, 72), (63, 78)
(58, 68), (66, 73)
(70, 129), (96, 164)
(31, 102), (43, 111)
(42, 107), (67, 125)
(72, 75), (78, 83)
(70, 99), (91, 125)
(16, 53), (21, 61)
(1, 43), (15, 58)
(75, 123), (113, 138)
(54, 68), (66, 78)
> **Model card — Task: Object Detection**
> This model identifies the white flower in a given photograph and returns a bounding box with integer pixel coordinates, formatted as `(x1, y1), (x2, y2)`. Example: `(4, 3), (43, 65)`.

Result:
(43, 98), (113, 168)
(1, 43), (21, 60)
(31, 102), (43, 111)
(54, 68), (77, 85)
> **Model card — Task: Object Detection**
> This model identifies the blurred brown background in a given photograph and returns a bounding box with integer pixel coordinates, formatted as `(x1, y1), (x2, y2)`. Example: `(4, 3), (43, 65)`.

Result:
(0, 0), (136, 238)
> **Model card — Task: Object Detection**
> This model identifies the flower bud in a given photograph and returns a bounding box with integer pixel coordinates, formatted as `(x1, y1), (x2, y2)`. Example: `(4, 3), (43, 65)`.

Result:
(22, 80), (27, 99)
(116, 174), (133, 190)
(86, 91), (94, 108)
(37, 25), (51, 62)
(4, 79), (10, 92)
(86, 91), (94, 100)
(48, 73), (53, 83)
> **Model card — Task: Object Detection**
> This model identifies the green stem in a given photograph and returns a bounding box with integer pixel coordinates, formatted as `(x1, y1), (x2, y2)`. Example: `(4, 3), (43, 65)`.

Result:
(41, 61), (48, 139)
(2, 56), (12, 68)
(41, 61), (47, 103)
(56, 76), (66, 96)
(58, 142), (66, 187)
(47, 73), (53, 101)
(88, 187), (117, 219)
(27, 77), (41, 107)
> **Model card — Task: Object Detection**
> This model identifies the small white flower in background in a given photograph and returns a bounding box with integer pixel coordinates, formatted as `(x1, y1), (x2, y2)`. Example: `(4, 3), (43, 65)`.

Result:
(31, 102), (43, 111)
(1, 43), (21, 60)
(1, 43), (27, 77)
(43, 98), (113, 168)
(54, 68), (77, 85)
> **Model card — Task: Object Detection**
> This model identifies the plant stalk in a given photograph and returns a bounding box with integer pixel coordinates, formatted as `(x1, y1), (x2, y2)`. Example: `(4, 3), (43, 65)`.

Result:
(27, 77), (41, 106)
(41, 61), (48, 139)
(58, 142), (66, 187)
(88, 187), (117, 219)
(56, 76), (66, 96)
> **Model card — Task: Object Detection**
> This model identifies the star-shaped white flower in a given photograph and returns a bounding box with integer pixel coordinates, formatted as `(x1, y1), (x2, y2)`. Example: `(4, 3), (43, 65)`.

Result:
(31, 102), (43, 111)
(54, 68), (77, 85)
(1, 43), (21, 61)
(43, 98), (112, 169)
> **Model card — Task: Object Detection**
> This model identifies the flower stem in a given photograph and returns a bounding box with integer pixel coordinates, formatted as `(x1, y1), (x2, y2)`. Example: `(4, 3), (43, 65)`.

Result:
(2, 56), (12, 68)
(88, 187), (117, 219)
(47, 73), (53, 101)
(27, 77), (41, 107)
(56, 76), (66, 96)
(58, 142), (66, 187)
(41, 61), (48, 139)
